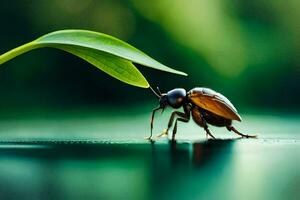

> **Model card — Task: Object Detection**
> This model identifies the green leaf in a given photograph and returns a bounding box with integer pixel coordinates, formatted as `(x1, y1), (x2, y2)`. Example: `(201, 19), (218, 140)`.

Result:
(0, 29), (187, 88)
(59, 45), (149, 88)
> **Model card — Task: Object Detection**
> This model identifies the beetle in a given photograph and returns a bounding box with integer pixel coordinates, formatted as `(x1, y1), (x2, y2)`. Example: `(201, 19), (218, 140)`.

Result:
(148, 87), (256, 140)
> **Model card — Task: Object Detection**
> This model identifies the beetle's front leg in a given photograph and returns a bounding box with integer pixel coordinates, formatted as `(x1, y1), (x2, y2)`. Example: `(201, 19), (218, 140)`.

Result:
(146, 106), (161, 140)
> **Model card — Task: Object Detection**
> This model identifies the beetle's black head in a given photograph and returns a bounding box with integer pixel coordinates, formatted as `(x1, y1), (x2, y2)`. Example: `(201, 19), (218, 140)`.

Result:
(150, 87), (187, 110)
(165, 88), (187, 108)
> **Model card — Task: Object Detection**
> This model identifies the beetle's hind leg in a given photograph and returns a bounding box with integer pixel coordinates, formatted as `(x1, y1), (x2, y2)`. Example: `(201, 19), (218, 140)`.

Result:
(226, 125), (257, 138)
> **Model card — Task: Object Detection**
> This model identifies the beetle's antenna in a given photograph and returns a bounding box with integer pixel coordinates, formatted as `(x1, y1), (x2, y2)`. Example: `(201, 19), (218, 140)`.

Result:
(157, 87), (162, 96)
(149, 86), (161, 98)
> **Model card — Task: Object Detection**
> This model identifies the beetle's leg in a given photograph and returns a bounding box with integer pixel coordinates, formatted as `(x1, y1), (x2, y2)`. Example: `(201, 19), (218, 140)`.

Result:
(226, 126), (257, 138)
(146, 106), (161, 140)
(155, 111), (185, 139)
(167, 112), (187, 131)
(164, 105), (191, 135)
(192, 107), (216, 139)
(200, 115), (216, 139)
(200, 117), (216, 139)
(172, 117), (190, 140)
(157, 104), (191, 139)
(204, 126), (216, 139)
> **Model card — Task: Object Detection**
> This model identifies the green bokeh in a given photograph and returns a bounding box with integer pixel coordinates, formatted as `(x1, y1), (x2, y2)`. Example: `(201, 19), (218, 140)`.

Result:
(1, 0), (299, 112)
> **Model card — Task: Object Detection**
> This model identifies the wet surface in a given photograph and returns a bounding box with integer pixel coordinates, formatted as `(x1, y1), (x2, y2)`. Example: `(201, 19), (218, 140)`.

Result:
(0, 112), (299, 200)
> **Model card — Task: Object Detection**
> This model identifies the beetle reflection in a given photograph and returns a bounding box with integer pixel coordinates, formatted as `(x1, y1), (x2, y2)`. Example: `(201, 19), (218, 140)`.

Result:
(153, 139), (235, 167)
(150, 139), (235, 199)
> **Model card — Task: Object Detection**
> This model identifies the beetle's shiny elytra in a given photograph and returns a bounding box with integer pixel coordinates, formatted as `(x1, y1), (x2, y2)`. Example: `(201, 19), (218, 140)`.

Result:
(148, 87), (256, 140)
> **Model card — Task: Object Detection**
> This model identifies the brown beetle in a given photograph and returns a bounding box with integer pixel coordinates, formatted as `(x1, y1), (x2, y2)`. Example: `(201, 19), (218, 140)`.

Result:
(148, 87), (256, 140)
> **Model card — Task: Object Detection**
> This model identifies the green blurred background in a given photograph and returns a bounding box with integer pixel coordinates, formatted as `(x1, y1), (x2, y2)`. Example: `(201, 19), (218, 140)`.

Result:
(1, 0), (299, 113)
(0, 1), (300, 200)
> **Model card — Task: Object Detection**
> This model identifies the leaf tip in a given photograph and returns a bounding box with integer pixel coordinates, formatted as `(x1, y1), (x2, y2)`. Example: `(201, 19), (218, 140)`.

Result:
(143, 83), (150, 88)
(174, 70), (188, 76)
(181, 72), (188, 76)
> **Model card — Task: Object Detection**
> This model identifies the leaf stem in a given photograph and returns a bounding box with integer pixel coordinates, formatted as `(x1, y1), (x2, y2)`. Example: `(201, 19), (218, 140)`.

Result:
(0, 41), (42, 65)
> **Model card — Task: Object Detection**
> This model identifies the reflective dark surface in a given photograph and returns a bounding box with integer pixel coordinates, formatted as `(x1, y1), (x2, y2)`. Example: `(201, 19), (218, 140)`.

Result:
(0, 137), (299, 200)
(0, 110), (299, 200)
